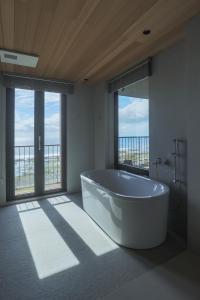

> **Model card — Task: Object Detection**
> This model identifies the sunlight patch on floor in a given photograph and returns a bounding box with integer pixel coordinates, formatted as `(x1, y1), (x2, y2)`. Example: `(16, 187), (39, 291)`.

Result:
(49, 199), (119, 256)
(47, 196), (71, 205)
(18, 205), (79, 279)
(17, 201), (40, 212)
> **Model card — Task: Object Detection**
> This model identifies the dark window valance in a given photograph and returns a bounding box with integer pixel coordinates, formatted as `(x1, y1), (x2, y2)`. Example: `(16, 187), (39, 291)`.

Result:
(2, 72), (74, 94)
(108, 58), (152, 93)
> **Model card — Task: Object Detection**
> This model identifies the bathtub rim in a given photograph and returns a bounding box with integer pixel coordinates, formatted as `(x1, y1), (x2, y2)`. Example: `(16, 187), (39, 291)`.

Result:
(80, 169), (169, 201)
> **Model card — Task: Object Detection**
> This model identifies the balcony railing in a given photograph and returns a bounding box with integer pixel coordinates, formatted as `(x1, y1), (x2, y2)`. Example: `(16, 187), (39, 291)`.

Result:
(118, 136), (149, 170)
(45, 144), (61, 189)
(15, 144), (61, 195)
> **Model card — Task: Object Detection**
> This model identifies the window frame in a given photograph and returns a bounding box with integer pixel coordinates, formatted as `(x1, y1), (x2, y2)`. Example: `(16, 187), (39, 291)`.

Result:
(114, 91), (149, 177)
(6, 88), (67, 201)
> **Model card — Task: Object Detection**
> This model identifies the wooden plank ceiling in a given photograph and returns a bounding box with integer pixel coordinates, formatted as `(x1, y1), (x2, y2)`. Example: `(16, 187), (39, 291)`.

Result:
(0, 0), (200, 83)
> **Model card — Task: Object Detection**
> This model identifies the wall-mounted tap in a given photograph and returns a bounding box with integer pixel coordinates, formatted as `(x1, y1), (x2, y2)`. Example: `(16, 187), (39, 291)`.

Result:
(152, 158), (162, 180)
(152, 157), (162, 167)
(172, 138), (186, 185)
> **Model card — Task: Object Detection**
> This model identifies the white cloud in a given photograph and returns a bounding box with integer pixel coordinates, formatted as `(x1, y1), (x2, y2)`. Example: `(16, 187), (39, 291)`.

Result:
(45, 113), (60, 144)
(14, 89), (61, 146)
(45, 92), (60, 104)
(45, 113), (60, 129)
(15, 112), (60, 145)
(15, 89), (60, 106)
(119, 98), (148, 123)
(15, 109), (34, 146)
(15, 89), (34, 108)
(119, 98), (149, 137)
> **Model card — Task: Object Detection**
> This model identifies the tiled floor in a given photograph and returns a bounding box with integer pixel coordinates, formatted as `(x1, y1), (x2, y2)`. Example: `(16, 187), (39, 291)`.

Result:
(0, 193), (195, 300)
(103, 250), (200, 300)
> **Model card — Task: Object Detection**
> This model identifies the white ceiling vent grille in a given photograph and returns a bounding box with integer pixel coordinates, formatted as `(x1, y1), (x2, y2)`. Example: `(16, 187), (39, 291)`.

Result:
(0, 49), (38, 68)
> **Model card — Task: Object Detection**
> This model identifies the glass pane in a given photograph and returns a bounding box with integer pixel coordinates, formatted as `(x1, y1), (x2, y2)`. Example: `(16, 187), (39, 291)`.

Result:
(44, 92), (61, 191)
(118, 78), (149, 170)
(14, 88), (35, 195)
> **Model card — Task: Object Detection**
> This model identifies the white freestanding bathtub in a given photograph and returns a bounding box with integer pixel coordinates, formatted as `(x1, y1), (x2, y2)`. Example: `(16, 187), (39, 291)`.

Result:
(81, 169), (169, 249)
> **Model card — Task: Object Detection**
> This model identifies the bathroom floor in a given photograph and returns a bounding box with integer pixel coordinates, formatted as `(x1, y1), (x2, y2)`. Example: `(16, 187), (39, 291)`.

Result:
(0, 193), (199, 300)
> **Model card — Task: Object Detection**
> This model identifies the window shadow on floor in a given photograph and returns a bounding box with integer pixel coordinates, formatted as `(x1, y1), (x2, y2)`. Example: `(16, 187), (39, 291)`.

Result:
(0, 194), (185, 300)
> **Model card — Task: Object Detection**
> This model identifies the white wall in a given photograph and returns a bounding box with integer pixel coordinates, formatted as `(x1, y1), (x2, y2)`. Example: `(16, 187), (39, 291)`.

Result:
(185, 16), (200, 253)
(150, 15), (200, 252)
(149, 40), (187, 238)
(68, 16), (200, 253)
(93, 15), (200, 253)
(0, 76), (6, 205)
(67, 84), (94, 192)
(92, 43), (188, 239)
(93, 82), (114, 169)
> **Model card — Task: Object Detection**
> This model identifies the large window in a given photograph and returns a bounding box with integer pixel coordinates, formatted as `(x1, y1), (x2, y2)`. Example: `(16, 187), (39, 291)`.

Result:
(115, 78), (149, 175)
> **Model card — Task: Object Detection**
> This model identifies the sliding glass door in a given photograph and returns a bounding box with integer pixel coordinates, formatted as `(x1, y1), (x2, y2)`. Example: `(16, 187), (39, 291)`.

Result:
(44, 92), (62, 191)
(6, 88), (66, 200)
(14, 89), (35, 196)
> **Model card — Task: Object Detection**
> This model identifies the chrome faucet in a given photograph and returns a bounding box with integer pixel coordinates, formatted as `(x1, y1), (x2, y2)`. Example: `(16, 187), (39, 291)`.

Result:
(172, 138), (185, 185)
(152, 157), (162, 167)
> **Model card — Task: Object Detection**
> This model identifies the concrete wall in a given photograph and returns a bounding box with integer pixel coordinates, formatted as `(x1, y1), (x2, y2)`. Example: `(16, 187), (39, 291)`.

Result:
(149, 40), (187, 239)
(0, 77), (6, 205)
(67, 84), (94, 192)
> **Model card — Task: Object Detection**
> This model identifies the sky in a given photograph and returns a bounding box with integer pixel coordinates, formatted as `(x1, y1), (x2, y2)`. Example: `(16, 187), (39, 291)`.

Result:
(118, 95), (149, 137)
(15, 89), (60, 146)
(14, 89), (149, 146)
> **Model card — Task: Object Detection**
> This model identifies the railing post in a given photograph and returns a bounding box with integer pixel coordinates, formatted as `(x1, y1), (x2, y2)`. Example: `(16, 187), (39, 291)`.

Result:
(139, 137), (141, 167)
(116, 136), (149, 170)
(14, 144), (62, 195)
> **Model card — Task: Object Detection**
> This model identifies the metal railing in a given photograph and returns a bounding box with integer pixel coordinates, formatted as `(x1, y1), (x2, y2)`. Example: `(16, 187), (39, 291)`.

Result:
(118, 136), (149, 170)
(44, 144), (61, 188)
(15, 144), (61, 194)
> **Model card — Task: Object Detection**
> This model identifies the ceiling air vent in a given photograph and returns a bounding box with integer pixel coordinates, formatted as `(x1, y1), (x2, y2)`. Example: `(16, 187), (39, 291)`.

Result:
(0, 49), (39, 68)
